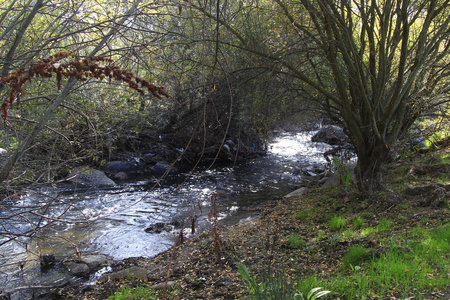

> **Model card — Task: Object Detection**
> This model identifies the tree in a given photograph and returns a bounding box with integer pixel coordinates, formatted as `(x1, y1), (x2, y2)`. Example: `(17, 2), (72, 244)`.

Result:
(189, 0), (450, 192)
(0, 0), (173, 184)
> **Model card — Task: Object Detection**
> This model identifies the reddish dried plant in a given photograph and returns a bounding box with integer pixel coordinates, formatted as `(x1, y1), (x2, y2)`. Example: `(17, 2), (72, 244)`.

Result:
(0, 52), (172, 120)
(208, 192), (223, 263)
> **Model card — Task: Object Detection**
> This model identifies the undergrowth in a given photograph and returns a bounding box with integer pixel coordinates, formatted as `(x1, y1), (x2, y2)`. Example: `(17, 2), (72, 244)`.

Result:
(240, 223), (449, 299)
(107, 286), (156, 300)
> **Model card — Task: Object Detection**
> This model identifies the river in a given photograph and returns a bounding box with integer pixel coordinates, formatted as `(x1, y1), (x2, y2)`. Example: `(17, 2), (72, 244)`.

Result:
(0, 131), (332, 299)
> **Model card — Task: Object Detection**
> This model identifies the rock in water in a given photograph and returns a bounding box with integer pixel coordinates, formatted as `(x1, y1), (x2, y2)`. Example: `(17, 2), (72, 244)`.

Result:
(63, 261), (90, 277)
(153, 162), (179, 175)
(81, 255), (110, 271)
(311, 125), (349, 146)
(67, 167), (116, 186)
(40, 254), (56, 272)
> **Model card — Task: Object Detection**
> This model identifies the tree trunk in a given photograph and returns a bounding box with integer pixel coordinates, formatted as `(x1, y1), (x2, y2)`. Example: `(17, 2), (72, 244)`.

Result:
(354, 143), (390, 193)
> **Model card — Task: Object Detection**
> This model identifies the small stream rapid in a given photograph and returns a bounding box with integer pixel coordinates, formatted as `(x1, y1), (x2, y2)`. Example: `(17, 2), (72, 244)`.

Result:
(0, 131), (332, 298)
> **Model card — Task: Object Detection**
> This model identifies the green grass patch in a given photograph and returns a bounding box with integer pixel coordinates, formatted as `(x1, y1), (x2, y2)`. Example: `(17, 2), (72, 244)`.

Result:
(107, 286), (156, 300)
(376, 218), (393, 232)
(287, 233), (307, 249)
(335, 224), (449, 298)
(285, 224), (450, 299)
(352, 216), (364, 229)
(296, 209), (315, 220)
(329, 216), (346, 231)
(239, 224), (449, 300)
(341, 245), (370, 270)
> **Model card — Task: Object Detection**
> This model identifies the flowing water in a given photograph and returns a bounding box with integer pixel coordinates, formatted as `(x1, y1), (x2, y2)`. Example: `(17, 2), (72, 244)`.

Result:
(0, 131), (332, 298)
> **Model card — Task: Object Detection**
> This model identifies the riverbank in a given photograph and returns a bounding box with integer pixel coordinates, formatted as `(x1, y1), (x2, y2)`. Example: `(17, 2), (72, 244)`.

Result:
(53, 141), (449, 300)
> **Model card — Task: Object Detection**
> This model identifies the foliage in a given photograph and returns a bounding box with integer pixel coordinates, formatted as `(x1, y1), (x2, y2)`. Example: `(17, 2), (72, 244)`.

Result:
(331, 157), (352, 190)
(238, 263), (330, 300)
(294, 287), (330, 300)
(0, 52), (171, 121)
(237, 263), (265, 299)
(296, 209), (315, 221)
(189, 0), (450, 192)
(376, 219), (393, 233)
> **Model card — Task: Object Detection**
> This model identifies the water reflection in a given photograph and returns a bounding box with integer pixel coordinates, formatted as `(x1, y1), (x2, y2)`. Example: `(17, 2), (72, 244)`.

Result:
(0, 131), (332, 296)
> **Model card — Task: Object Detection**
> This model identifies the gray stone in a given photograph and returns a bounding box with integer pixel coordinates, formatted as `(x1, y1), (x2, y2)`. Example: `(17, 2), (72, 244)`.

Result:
(63, 261), (90, 277)
(114, 172), (128, 180)
(153, 162), (179, 175)
(321, 175), (341, 188)
(284, 187), (308, 198)
(67, 167), (116, 186)
(311, 125), (349, 146)
(81, 255), (109, 271)
(99, 266), (148, 282)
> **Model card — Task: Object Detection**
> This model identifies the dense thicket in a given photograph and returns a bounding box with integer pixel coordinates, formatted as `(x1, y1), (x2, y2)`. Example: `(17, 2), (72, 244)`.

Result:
(0, 0), (448, 192)
(187, 0), (450, 192)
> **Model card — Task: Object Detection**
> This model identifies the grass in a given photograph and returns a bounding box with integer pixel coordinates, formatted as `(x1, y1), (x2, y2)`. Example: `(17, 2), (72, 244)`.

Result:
(341, 246), (370, 270)
(237, 134), (449, 299)
(376, 218), (392, 232)
(240, 221), (449, 299)
(329, 216), (346, 231)
(297, 209), (315, 220)
(352, 216), (364, 229)
(321, 224), (449, 299)
(107, 286), (156, 300)
(288, 233), (307, 249)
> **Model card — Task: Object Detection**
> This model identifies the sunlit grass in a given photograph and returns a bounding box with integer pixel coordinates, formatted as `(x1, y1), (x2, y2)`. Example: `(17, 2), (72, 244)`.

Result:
(329, 224), (449, 299)
(352, 216), (364, 229)
(107, 286), (156, 300)
(329, 216), (346, 231)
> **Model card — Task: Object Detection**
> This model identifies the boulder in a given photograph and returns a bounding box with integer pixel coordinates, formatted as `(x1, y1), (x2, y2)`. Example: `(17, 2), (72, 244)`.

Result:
(311, 125), (350, 146)
(153, 162), (179, 176)
(67, 167), (116, 186)
(114, 172), (128, 180)
(321, 174), (341, 188)
(63, 261), (90, 277)
(103, 161), (138, 175)
(81, 255), (110, 271)
(284, 187), (308, 199)
(99, 266), (148, 282)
